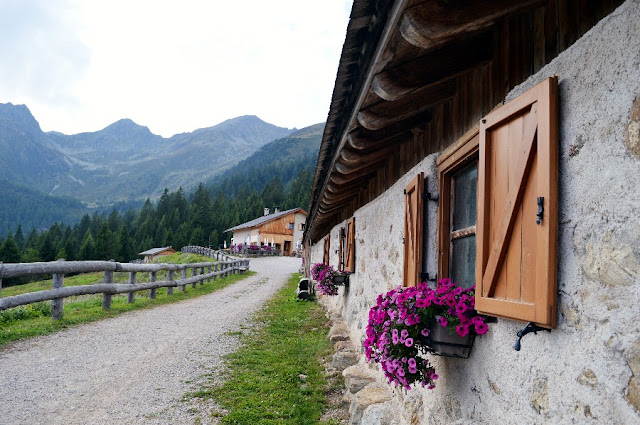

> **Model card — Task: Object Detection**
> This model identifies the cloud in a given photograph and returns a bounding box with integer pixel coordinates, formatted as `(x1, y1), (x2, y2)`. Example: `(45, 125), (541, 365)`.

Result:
(0, 0), (90, 111)
(0, 0), (351, 137)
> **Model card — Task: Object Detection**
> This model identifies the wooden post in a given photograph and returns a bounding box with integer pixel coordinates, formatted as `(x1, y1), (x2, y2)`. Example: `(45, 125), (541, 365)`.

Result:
(192, 267), (197, 288)
(103, 270), (113, 310)
(0, 261), (3, 297)
(51, 272), (64, 320)
(200, 267), (205, 285)
(149, 272), (157, 299)
(167, 270), (174, 295)
(127, 272), (136, 303)
(207, 266), (212, 283)
(180, 268), (187, 292)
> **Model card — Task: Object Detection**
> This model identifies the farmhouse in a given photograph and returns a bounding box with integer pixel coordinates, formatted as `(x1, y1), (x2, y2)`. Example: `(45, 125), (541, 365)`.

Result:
(138, 246), (176, 263)
(304, 0), (640, 423)
(227, 207), (307, 256)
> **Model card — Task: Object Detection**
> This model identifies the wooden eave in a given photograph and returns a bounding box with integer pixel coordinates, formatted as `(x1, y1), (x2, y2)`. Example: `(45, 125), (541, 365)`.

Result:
(305, 0), (623, 244)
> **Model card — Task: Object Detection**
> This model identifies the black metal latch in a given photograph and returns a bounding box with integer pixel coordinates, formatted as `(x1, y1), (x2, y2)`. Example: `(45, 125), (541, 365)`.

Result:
(513, 322), (551, 351)
(536, 197), (544, 225)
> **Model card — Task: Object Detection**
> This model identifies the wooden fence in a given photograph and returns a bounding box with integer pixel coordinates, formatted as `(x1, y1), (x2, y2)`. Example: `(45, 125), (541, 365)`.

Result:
(181, 245), (236, 261)
(0, 255), (250, 320)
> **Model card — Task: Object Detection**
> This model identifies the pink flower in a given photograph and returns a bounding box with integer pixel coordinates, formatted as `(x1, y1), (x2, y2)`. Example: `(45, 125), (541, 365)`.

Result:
(456, 324), (470, 337)
(405, 338), (414, 347)
(438, 316), (448, 327)
(475, 322), (489, 335)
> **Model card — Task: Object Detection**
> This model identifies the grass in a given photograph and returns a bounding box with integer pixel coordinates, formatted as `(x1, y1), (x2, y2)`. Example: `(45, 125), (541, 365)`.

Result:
(187, 273), (337, 425)
(0, 252), (254, 348)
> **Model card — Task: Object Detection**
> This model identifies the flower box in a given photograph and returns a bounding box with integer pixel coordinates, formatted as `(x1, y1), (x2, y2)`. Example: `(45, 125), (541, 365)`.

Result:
(421, 319), (475, 359)
(331, 272), (349, 286)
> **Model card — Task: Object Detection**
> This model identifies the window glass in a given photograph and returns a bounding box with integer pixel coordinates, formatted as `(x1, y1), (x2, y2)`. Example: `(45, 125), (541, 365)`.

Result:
(451, 235), (476, 288)
(452, 165), (477, 230)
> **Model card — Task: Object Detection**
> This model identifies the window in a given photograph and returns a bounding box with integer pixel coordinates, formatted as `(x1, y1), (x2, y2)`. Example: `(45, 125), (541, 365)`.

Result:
(299, 223), (305, 231)
(288, 222), (294, 230)
(437, 129), (479, 289)
(435, 77), (558, 328)
(338, 217), (356, 272)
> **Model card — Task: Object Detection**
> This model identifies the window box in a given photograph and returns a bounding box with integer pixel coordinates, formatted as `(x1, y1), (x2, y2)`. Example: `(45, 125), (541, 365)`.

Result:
(420, 319), (475, 359)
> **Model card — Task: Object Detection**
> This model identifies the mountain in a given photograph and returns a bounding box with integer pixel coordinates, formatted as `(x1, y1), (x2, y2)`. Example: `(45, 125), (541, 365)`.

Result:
(0, 103), (73, 192)
(207, 123), (324, 197)
(0, 103), (294, 205)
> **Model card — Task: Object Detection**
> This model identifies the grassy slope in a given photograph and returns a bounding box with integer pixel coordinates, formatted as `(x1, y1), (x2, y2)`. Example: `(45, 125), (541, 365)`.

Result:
(0, 252), (253, 347)
(188, 273), (339, 424)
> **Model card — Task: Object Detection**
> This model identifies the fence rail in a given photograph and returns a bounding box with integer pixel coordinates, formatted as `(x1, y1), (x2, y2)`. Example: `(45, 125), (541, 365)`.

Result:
(181, 245), (236, 261)
(0, 252), (250, 320)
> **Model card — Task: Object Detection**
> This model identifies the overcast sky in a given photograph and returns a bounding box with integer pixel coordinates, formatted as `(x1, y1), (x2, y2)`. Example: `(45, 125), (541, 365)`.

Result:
(0, 0), (352, 137)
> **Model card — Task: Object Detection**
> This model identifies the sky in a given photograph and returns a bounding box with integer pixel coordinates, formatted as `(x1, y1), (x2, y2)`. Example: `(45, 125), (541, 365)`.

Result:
(0, 0), (352, 137)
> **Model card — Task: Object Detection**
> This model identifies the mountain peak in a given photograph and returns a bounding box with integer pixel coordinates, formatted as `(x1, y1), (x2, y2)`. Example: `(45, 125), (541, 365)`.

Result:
(0, 102), (42, 132)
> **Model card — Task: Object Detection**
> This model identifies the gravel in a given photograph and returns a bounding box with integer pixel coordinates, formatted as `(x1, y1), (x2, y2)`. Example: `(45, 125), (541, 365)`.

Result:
(0, 256), (301, 425)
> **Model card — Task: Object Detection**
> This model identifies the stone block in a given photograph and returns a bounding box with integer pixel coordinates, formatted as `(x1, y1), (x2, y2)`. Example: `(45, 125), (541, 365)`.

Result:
(343, 365), (377, 394)
(335, 340), (355, 352)
(332, 351), (359, 370)
(361, 401), (394, 425)
(349, 384), (393, 425)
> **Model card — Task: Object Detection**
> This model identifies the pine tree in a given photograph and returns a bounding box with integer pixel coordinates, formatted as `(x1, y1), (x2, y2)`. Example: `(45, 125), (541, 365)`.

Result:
(78, 231), (96, 260)
(0, 233), (21, 263)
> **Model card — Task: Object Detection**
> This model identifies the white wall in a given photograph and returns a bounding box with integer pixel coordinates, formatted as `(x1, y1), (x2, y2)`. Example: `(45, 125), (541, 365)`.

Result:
(311, 1), (640, 422)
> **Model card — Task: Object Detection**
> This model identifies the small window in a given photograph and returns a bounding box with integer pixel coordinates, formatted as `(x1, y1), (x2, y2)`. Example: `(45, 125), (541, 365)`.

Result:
(299, 223), (305, 231)
(437, 128), (479, 289)
(288, 222), (294, 230)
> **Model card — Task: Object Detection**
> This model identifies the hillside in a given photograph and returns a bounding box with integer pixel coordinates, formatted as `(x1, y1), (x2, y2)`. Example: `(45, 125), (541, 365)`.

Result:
(0, 179), (87, 234)
(208, 123), (324, 198)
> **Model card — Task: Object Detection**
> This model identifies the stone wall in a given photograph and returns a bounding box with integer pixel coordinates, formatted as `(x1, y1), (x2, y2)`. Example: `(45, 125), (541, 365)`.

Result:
(311, 1), (640, 423)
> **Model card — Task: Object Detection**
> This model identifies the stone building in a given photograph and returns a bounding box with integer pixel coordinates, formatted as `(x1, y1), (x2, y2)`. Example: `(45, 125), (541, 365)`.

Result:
(304, 0), (640, 423)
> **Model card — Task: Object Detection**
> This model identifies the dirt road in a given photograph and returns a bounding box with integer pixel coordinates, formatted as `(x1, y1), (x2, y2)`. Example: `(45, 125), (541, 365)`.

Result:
(0, 256), (301, 424)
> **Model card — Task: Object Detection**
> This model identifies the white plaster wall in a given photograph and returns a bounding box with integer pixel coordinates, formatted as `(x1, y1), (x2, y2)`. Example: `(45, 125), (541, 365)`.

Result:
(311, 1), (640, 422)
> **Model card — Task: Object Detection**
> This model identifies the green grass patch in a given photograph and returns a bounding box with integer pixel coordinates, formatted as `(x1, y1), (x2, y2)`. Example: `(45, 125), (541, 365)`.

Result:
(0, 255), (254, 348)
(187, 273), (335, 425)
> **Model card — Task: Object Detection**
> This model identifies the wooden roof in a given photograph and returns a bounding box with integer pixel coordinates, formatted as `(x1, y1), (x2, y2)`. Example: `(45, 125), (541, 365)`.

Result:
(305, 0), (622, 243)
(225, 208), (307, 232)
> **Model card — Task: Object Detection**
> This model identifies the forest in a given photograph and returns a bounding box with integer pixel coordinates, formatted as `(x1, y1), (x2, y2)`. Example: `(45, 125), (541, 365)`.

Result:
(0, 161), (314, 278)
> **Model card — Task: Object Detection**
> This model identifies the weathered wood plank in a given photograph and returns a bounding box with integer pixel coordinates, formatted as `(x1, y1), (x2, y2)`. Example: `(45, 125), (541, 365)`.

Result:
(399, 0), (545, 50)
(51, 272), (64, 320)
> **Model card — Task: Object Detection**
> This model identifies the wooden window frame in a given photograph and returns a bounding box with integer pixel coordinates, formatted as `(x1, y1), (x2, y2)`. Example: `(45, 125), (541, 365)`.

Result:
(437, 126), (480, 283)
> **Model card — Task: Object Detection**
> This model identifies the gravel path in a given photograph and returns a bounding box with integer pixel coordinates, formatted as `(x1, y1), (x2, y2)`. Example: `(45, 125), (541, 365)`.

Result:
(0, 256), (301, 425)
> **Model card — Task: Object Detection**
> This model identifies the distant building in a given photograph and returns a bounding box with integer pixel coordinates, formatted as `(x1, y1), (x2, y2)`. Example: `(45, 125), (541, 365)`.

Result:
(138, 246), (176, 263)
(226, 207), (306, 256)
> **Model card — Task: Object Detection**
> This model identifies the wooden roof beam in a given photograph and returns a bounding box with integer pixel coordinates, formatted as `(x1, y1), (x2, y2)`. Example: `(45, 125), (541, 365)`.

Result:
(400, 0), (545, 50)
(348, 110), (431, 150)
(372, 33), (492, 101)
(357, 80), (455, 131)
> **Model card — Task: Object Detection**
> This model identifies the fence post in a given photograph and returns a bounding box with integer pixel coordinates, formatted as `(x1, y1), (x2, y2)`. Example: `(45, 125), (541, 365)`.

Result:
(0, 261), (3, 297)
(200, 267), (205, 285)
(103, 270), (113, 310)
(149, 272), (157, 299)
(180, 268), (187, 292)
(207, 266), (211, 283)
(128, 272), (136, 303)
(192, 267), (197, 288)
(167, 270), (174, 295)
(52, 270), (64, 320)
(213, 263), (217, 281)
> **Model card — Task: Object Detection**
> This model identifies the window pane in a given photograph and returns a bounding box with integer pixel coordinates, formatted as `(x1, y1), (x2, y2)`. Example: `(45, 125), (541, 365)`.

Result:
(452, 165), (477, 230)
(451, 235), (476, 288)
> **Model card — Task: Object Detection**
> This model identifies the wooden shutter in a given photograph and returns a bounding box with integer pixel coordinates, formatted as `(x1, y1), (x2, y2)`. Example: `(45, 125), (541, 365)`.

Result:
(323, 236), (330, 265)
(403, 173), (424, 287)
(475, 77), (558, 328)
(344, 217), (356, 273)
(339, 227), (344, 269)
